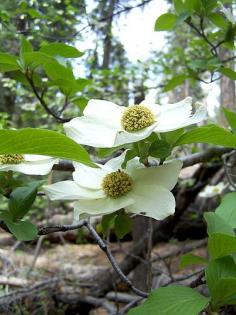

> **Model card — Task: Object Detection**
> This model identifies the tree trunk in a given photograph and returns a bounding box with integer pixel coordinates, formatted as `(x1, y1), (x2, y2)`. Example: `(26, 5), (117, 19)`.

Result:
(132, 216), (149, 291)
(219, 48), (236, 126)
(102, 0), (116, 69)
(219, 3), (235, 126)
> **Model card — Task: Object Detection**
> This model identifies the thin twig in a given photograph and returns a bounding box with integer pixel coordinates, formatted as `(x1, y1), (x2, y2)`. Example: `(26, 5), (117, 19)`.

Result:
(164, 269), (204, 287)
(117, 297), (144, 315)
(25, 71), (70, 123)
(151, 239), (207, 263)
(0, 278), (60, 309)
(84, 221), (149, 298)
(27, 235), (45, 276)
(189, 270), (205, 288)
(38, 219), (148, 298)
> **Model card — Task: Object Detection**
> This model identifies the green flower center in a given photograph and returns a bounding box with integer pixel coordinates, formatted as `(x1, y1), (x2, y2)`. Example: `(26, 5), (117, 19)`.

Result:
(0, 154), (24, 165)
(213, 187), (220, 193)
(102, 170), (133, 198)
(121, 105), (155, 132)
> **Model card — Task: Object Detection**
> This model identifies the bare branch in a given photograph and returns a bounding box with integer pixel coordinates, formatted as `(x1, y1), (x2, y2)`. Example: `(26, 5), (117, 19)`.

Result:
(38, 219), (148, 298)
(0, 278), (60, 310)
(38, 220), (87, 235)
(222, 55), (236, 63)
(52, 147), (232, 172)
(180, 147), (231, 168)
(84, 221), (149, 298)
(25, 71), (70, 123)
(189, 270), (205, 288)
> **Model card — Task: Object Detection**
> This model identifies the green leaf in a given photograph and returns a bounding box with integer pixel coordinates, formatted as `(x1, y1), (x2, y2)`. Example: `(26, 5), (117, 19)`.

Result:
(5, 219), (37, 241)
(163, 75), (187, 92)
(210, 278), (236, 309)
(0, 210), (37, 241)
(23, 52), (55, 67)
(206, 256), (236, 309)
(185, 0), (201, 11)
(163, 129), (185, 144)
(201, 0), (219, 13)
(154, 13), (178, 31)
(174, 0), (187, 14)
(174, 124), (236, 148)
(101, 212), (117, 235)
(76, 78), (91, 90)
(0, 210), (13, 221)
(149, 140), (172, 159)
(0, 52), (20, 72)
(215, 192), (236, 229)
(27, 8), (46, 19)
(10, 71), (31, 86)
(135, 140), (151, 163)
(128, 285), (209, 315)
(0, 52), (18, 65)
(219, 67), (236, 80)
(174, 0), (201, 13)
(179, 253), (207, 269)
(208, 13), (229, 29)
(204, 212), (234, 236)
(206, 256), (236, 285)
(73, 97), (88, 113)
(47, 77), (90, 97)
(40, 43), (83, 58)
(223, 108), (236, 133)
(208, 233), (236, 260)
(0, 172), (23, 196)
(97, 146), (124, 158)
(121, 149), (137, 169)
(0, 64), (20, 72)
(44, 62), (74, 81)
(19, 36), (33, 69)
(9, 181), (44, 221)
(20, 36), (33, 56)
(0, 128), (94, 167)
(115, 212), (133, 239)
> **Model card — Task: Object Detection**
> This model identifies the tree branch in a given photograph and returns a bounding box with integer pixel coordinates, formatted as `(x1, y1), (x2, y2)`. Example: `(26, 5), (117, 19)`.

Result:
(38, 219), (148, 298)
(52, 146), (231, 172)
(38, 220), (87, 235)
(180, 147), (231, 168)
(25, 71), (70, 123)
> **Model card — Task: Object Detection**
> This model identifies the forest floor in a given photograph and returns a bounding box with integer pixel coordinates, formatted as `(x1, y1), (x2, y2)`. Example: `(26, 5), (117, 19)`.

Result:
(0, 224), (207, 315)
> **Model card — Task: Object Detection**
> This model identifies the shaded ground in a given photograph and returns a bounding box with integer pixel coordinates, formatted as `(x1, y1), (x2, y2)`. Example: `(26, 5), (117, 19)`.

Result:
(0, 227), (207, 315)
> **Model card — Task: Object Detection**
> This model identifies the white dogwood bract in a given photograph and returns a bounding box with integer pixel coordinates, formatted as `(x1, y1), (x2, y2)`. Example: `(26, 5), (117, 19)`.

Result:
(44, 152), (183, 220)
(0, 154), (58, 175)
(199, 182), (227, 198)
(64, 97), (207, 148)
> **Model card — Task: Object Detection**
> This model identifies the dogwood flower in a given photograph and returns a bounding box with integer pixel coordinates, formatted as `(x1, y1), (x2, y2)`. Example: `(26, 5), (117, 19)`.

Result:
(44, 152), (183, 220)
(199, 182), (227, 198)
(0, 154), (58, 175)
(64, 97), (206, 148)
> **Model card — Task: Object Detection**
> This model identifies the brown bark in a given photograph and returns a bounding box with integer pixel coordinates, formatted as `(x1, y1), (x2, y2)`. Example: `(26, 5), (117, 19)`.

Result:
(219, 49), (236, 126)
(219, 4), (236, 126)
(132, 216), (149, 291)
(101, 0), (116, 69)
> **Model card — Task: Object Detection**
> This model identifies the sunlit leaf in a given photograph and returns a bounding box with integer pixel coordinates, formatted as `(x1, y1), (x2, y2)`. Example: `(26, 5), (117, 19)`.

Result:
(128, 286), (209, 315)
(0, 129), (94, 166)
